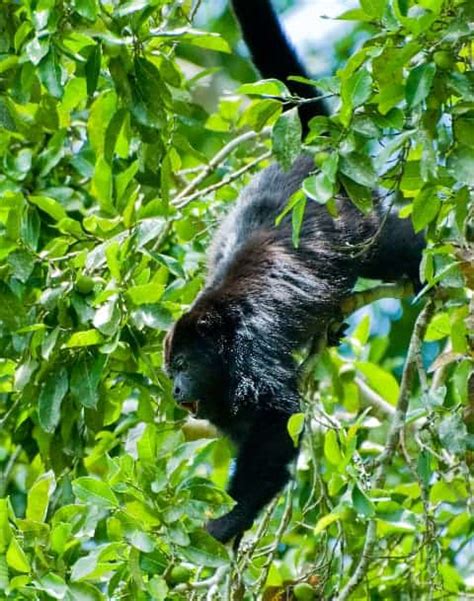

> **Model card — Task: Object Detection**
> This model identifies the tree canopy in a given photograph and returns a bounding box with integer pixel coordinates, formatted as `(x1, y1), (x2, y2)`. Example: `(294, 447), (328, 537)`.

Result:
(0, 0), (472, 599)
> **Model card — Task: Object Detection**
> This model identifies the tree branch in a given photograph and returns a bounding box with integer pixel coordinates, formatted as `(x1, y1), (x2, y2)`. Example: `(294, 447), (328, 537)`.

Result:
(335, 298), (435, 601)
(341, 280), (414, 317)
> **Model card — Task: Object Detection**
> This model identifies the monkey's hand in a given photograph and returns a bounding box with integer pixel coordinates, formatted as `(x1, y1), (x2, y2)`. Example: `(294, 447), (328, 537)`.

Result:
(327, 320), (348, 347)
(206, 506), (252, 546)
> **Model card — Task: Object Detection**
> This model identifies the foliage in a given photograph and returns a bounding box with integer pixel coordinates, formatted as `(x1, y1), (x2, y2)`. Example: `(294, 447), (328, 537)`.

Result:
(0, 0), (472, 599)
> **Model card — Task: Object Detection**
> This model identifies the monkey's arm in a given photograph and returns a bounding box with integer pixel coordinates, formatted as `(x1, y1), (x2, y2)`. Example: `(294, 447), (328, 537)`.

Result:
(207, 408), (298, 544)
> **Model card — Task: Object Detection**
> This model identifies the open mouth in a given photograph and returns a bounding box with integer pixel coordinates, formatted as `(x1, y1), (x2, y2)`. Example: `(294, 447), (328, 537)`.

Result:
(180, 400), (199, 416)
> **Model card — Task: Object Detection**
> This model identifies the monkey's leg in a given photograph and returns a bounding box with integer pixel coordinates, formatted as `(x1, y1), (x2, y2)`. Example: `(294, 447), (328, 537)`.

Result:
(207, 409), (299, 544)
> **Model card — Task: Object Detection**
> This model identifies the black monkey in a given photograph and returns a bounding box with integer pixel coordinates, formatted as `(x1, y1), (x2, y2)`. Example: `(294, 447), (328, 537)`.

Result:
(164, 0), (424, 544)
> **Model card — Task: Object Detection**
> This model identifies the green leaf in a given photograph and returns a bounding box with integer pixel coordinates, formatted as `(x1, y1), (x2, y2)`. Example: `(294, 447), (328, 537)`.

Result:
(38, 50), (63, 98)
(324, 430), (343, 465)
(453, 115), (474, 149)
(157, 29), (231, 53)
(70, 553), (98, 582)
(114, 0), (149, 17)
(314, 511), (341, 535)
(74, 0), (98, 20)
(272, 108), (302, 171)
(85, 44), (101, 97)
(72, 477), (119, 509)
(38, 368), (68, 433)
(65, 329), (104, 348)
(406, 63), (436, 107)
(0, 499), (12, 553)
(134, 57), (170, 109)
(340, 176), (373, 214)
(70, 354), (105, 408)
(91, 156), (114, 214)
(336, 8), (374, 21)
(400, 161), (422, 192)
(275, 190), (302, 226)
(374, 83), (405, 115)
(29, 195), (67, 221)
(238, 79), (290, 97)
(131, 60), (167, 129)
(340, 67), (372, 125)
(352, 485), (375, 517)
(127, 283), (165, 305)
(26, 471), (55, 523)
(417, 450), (432, 487)
(93, 298), (121, 336)
(178, 531), (229, 567)
(105, 109), (127, 163)
(57, 217), (85, 239)
(287, 413), (305, 448)
(429, 481), (459, 504)
(303, 173), (334, 205)
(356, 362), (399, 405)
(447, 72), (474, 102)
(148, 252), (185, 279)
(126, 530), (155, 553)
(131, 305), (173, 330)
(36, 574), (68, 599)
(438, 414), (468, 454)
(0, 556), (7, 592)
(181, 478), (234, 507)
(425, 313), (451, 341)
(346, 67), (373, 108)
(412, 186), (440, 232)
(240, 98), (282, 131)
(339, 153), (377, 188)
(360, 0), (385, 18)
(447, 145), (474, 186)
(352, 314), (371, 345)
(105, 240), (121, 280)
(88, 91), (117, 156)
(6, 537), (30, 573)
(291, 195), (306, 248)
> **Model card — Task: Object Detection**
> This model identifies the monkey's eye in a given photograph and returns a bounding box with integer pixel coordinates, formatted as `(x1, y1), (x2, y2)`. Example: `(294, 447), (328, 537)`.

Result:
(174, 356), (188, 371)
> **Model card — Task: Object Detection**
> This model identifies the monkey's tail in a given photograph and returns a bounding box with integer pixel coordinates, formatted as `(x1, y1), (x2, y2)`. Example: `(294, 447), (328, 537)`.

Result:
(231, 0), (329, 131)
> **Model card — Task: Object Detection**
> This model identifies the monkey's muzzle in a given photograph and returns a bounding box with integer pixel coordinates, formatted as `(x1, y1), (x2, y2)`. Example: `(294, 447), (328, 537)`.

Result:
(179, 400), (199, 416)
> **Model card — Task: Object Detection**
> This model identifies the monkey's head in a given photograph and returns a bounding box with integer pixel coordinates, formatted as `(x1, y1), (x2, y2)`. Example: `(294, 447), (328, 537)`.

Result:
(164, 303), (232, 420)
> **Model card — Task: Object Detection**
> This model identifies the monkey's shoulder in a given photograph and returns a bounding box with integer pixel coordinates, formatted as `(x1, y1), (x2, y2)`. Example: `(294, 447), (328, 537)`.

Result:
(207, 156), (315, 281)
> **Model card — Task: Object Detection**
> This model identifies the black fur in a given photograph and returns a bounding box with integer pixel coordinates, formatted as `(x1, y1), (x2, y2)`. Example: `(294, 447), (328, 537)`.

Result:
(164, 0), (424, 544)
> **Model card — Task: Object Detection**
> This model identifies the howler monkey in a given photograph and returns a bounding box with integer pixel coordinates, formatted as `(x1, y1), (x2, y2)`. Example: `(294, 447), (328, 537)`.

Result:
(164, 0), (424, 544)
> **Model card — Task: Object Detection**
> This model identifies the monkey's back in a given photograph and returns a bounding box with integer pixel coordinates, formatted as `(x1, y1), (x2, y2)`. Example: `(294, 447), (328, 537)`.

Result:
(207, 155), (378, 291)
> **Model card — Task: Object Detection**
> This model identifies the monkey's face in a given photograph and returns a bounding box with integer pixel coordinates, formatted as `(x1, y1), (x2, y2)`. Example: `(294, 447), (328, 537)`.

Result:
(164, 308), (230, 420)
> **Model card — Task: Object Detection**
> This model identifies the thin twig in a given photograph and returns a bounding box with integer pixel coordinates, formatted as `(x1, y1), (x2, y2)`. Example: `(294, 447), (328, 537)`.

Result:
(172, 129), (269, 206)
(0, 397), (21, 429)
(254, 483), (295, 594)
(0, 446), (22, 497)
(175, 151), (272, 209)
